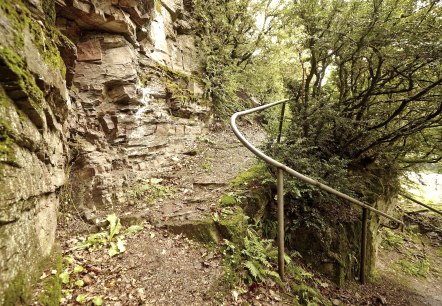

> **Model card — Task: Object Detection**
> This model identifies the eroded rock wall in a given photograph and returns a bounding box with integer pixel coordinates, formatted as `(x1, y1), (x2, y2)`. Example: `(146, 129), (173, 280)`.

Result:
(57, 0), (207, 208)
(0, 0), (71, 301)
(0, 0), (206, 301)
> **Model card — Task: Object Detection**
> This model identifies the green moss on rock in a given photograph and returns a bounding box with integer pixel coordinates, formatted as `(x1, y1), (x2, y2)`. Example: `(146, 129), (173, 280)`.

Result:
(216, 208), (248, 246)
(0, 48), (45, 108)
(42, 0), (56, 25)
(0, 0), (66, 76)
(38, 251), (63, 306)
(0, 86), (17, 165)
(3, 271), (30, 305)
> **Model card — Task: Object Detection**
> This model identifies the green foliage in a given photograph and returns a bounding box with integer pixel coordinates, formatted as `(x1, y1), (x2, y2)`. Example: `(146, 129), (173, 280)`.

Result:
(92, 296), (103, 306)
(129, 178), (174, 205)
(398, 257), (430, 278)
(59, 271), (70, 285)
(223, 227), (282, 286)
(268, 0), (441, 213)
(73, 232), (108, 251)
(73, 213), (143, 257)
(76, 294), (86, 304)
(194, 0), (285, 117)
(219, 192), (243, 207)
(194, 0), (441, 286)
(202, 156), (213, 171)
(222, 223), (329, 304)
(291, 284), (330, 306)
(108, 238), (126, 257)
(381, 228), (404, 249)
(230, 162), (273, 189)
(261, 218), (278, 239)
(107, 213), (122, 240)
(381, 227), (432, 278)
(56, 255), (105, 304)
(53, 219), (143, 304)
(242, 228), (282, 283)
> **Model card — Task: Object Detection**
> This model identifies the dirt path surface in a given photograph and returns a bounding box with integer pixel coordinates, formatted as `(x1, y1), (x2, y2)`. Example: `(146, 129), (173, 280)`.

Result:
(33, 122), (442, 306)
(42, 122), (267, 305)
(376, 215), (442, 306)
(150, 121), (266, 225)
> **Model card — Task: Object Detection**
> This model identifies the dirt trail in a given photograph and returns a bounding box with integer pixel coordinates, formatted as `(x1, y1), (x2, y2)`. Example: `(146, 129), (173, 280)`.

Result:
(376, 211), (442, 306)
(36, 121), (442, 306)
(49, 122), (267, 305)
(150, 122), (266, 224)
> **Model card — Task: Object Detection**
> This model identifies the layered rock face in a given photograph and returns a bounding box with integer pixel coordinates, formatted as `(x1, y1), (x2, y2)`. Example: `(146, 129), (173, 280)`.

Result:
(0, 0), (70, 301)
(0, 0), (206, 300)
(58, 0), (206, 208)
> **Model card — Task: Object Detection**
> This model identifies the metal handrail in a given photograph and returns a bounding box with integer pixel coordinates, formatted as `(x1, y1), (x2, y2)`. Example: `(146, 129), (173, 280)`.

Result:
(399, 193), (442, 216)
(231, 98), (404, 283)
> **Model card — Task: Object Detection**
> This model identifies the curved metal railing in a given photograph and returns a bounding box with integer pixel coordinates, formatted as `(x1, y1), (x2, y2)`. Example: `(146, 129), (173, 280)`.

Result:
(399, 193), (442, 216)
(231, 98), (404, 283)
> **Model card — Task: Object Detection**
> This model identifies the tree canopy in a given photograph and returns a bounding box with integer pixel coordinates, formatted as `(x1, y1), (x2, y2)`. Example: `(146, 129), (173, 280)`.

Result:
(196, 0), (441, 204)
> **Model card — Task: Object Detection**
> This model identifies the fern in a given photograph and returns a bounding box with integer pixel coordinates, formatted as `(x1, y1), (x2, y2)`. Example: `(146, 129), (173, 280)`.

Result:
(224, 225), (308, 287)
(238, 228), (282, 283)
(245, 260), (260, 279)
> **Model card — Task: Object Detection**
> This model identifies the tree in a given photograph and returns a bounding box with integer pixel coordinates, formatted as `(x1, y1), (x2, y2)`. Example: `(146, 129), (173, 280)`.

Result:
(275, 0), (441, 204)
(194, 0), (285, 117)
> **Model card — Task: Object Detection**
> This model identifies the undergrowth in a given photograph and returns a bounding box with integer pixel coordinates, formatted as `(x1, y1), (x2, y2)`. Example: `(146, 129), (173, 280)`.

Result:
(381, 228), (432, 278)
(220, 164), (332, 305)
(129, 178), (174, 206)
(223, 227), (283, 286)
(230, 162), (273, 189)
(73, 213), (143, 257)
(37, 214), (143, 304)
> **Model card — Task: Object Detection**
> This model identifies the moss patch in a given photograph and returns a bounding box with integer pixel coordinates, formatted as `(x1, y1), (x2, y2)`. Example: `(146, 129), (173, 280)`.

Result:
(140, 62), (205, 107)
(42, 0), (56, 25)
(216, 207), (248, 246)
(0, 0), (66, 76)
(0, 48), (45, 108)
(38, 251), (63, 306)
(0, 121), (16, 165)
(3, 271), (30, 305)
(0, 86), (17, 166)
(230, 162), (272, 189)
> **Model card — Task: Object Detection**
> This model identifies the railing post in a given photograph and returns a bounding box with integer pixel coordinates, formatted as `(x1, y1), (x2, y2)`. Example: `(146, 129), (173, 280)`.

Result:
(277, 102), (286, 144)
(277, 168), (285, 281)
(360, 207), (368, 284)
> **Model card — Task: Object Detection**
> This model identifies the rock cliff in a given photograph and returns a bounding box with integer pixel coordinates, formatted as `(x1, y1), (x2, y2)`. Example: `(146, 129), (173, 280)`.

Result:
(0, 0), (207, 301)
